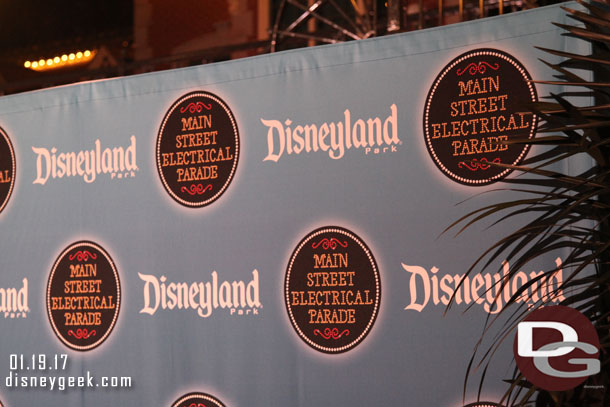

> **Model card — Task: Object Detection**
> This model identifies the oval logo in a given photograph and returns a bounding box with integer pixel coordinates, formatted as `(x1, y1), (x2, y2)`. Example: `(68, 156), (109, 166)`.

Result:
(285, 226), (381, 353)
(46, 241), (121, 351)
(157, 91), (239, 207)
(423, 48), (537, 185)
(0, 126), (16, 215)
(171, 392), (226, 407)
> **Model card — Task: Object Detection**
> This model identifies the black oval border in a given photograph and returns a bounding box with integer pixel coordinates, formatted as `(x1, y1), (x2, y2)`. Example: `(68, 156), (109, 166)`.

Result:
(284, 226), (381, 354)
(46, 240), (121, 351)
(423, 48), (538, 186)
(0, 126), (16, 215)
(171, 392), (226, 407)
(156, 91), (240, 208)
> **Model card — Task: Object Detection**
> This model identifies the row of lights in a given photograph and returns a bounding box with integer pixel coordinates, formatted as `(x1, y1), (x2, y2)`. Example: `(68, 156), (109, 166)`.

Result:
(24, 50), (95, 71)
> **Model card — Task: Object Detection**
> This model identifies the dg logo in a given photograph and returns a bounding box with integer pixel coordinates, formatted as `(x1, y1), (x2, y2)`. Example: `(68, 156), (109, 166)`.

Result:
(513, 305), (600, 391)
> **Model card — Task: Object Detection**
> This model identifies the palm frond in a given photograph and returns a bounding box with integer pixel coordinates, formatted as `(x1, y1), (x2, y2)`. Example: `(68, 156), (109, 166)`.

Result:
(447, 2), (610, 406)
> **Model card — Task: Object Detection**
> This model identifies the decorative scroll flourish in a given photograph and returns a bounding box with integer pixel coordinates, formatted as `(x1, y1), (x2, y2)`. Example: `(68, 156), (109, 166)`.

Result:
(314, 327), (350, 340)
(68, 329), (97, 339)
(181, 184), (213, 195)
(312, 238), (348, 250)
(68, 251), (97, 261)
(456, 61), (500, 76)
(188, 404), (206, 407)
(180, 102), (212, 113)
(458, 157), (501, 171)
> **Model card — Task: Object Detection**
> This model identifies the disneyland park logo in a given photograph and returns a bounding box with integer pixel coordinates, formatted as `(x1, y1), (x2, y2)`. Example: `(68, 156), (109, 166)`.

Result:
(32, 136), (138, 185)
(403, 258), (566, 314)
(261, 104), (400, 161)
(0, 279), (29, 319)
(139, 270), (261, 318)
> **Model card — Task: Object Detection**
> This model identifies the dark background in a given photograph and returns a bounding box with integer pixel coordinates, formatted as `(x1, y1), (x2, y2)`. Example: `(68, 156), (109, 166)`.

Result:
(0, 1), (562, 95)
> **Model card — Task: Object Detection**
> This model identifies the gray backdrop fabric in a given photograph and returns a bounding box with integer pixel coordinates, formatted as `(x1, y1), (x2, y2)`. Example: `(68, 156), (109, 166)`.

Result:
(0, 4), (589, 406)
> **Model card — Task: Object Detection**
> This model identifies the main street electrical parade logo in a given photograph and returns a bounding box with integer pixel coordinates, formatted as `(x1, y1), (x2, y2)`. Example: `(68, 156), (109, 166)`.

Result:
(157, 91), (240, 207)
(0, 126), (16, 215)
(285, 226), (381, 353)
(171, 392), (226, 407)
(423, 48), (537, 185)
(46, 241), (121, 351)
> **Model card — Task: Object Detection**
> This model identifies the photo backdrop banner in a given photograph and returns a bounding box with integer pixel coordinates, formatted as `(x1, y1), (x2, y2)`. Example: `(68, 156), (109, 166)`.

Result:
(0, 4), (589, 406)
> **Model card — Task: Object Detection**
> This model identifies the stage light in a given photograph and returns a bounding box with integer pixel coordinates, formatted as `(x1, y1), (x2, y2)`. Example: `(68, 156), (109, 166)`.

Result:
(24, 49), (97, 71)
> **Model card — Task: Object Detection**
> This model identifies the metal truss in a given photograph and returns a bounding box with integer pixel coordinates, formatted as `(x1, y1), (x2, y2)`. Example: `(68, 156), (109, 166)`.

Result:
(271, 0), (377, 52)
